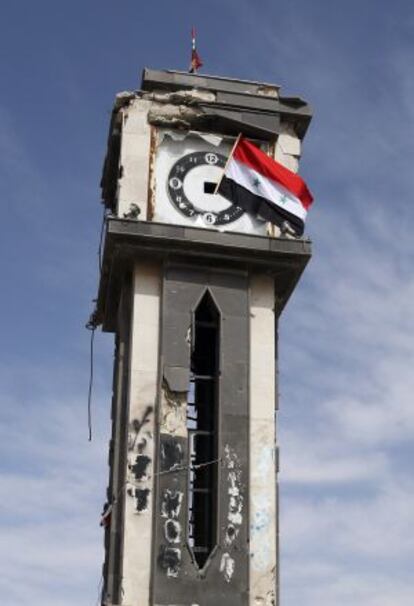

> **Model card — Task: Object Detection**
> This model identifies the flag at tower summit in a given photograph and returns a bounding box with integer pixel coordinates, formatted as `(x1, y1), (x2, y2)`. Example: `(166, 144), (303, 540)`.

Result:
(217, 137), (313, 236)
(189, 27), (203, 73)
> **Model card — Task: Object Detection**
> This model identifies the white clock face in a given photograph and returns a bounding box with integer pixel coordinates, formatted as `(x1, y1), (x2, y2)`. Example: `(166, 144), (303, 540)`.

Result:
(151, 130), (267, 235)
(167, 151), (245, 226)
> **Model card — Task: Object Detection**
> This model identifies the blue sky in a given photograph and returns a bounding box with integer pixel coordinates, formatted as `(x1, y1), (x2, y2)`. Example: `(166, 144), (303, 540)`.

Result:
(1, 1), (414, 604)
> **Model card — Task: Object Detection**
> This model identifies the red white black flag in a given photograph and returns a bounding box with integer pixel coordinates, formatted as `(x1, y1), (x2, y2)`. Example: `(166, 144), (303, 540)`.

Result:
(217, 136), (313, 236)
(189, 27), (203, 73)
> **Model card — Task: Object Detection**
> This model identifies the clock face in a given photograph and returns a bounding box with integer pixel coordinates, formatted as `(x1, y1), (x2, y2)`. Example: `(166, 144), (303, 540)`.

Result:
(167, 151), (245, 226)
(152, 131), (267, 236)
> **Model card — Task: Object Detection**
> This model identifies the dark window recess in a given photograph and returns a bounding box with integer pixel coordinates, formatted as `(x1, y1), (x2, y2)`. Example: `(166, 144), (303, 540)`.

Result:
(187, 291), (220, 568)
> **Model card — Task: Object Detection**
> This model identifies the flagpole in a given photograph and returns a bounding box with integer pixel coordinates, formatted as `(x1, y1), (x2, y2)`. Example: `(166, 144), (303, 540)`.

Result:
(191, 27), (196, 73)
(213, 132), (242, 195)
(189, 26), (203, 74)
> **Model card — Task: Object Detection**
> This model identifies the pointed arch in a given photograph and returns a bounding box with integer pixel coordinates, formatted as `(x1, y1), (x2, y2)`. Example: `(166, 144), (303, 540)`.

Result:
(186, 289), (220, 569)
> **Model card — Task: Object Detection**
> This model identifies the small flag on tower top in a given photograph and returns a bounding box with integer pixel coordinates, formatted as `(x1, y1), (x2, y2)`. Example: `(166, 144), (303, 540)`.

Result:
(189, 27), (203, 73)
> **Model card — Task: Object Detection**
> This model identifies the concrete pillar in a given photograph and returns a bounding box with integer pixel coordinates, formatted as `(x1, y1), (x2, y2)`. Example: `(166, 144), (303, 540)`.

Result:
(122, 261), (161, 604)
(274, 124), (301, 173)
(117, 100), (152, 220)
(249, 274), (278, 606)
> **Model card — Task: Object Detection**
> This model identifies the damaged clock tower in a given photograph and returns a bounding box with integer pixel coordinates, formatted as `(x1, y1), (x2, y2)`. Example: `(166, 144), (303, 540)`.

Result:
(96, 69), (312, 606)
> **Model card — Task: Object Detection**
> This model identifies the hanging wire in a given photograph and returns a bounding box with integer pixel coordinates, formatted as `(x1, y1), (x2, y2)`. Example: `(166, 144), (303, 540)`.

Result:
(85, 205), (108, 442)
(101, 456), (223, 524)
(86, 325), (96, 441)
(155, 456), (222, 477)
(98, 206), (107, 275)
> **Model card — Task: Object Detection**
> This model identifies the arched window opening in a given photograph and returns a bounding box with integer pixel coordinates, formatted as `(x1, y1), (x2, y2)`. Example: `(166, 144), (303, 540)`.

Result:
(187, 291), (220, 568)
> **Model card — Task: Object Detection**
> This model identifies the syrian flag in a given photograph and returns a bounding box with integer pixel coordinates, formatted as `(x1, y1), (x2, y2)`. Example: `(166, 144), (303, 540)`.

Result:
(189, 27), (203, 73)
(217, 136), (313, 236)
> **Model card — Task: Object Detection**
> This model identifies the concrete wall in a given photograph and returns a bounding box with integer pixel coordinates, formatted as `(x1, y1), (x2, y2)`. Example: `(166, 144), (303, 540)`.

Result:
(152, 263), (250, 606)
(249, 275), (278, 606)
(121, 261), (161, 604)
(117, 99), (152, 220)
(100, 72), (310, 606)
(104, 286), (132, 605)
(103, 264), (281, 606)
(274, 123), (301, 173)
(103, 95), (301, 606)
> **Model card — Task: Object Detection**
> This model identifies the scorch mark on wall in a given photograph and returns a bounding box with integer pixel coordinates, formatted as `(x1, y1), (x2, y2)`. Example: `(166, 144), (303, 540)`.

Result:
(224, 444), (244, 543)
(165, 519), (181, 543)
(134, 488), (150, 513)
(130, 405), (153, 451)
(158, 370), (187, 580)
(126, 405), (154, 514)
(159, 487), (184, 577)
(160, 436), (183, 471)
(161, 488), (183, 519)
(221, 444), (244, 583)
(158, 545), (182, 578)
(130, 454), (151, 480)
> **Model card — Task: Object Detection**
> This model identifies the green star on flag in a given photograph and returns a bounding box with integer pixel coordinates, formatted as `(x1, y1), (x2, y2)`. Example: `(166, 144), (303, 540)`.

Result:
(217, 136), (313, 237)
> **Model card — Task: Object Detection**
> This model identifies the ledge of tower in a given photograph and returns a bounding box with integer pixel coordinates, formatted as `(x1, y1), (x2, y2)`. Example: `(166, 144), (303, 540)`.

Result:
(96, 218), (312, 332)
(141, 68), (312, 139)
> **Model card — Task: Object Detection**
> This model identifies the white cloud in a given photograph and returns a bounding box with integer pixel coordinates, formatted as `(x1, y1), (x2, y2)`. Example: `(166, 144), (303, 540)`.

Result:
(281, 436), (389, 484)
(283, 562), (414, 606)
(281, 470), (414, 604)
(0, 375), (109, 606)
(282, 473), (414, 557)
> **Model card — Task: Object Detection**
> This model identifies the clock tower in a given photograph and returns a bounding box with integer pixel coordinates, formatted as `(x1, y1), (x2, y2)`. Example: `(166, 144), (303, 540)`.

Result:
(96, 69), (312, 606)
